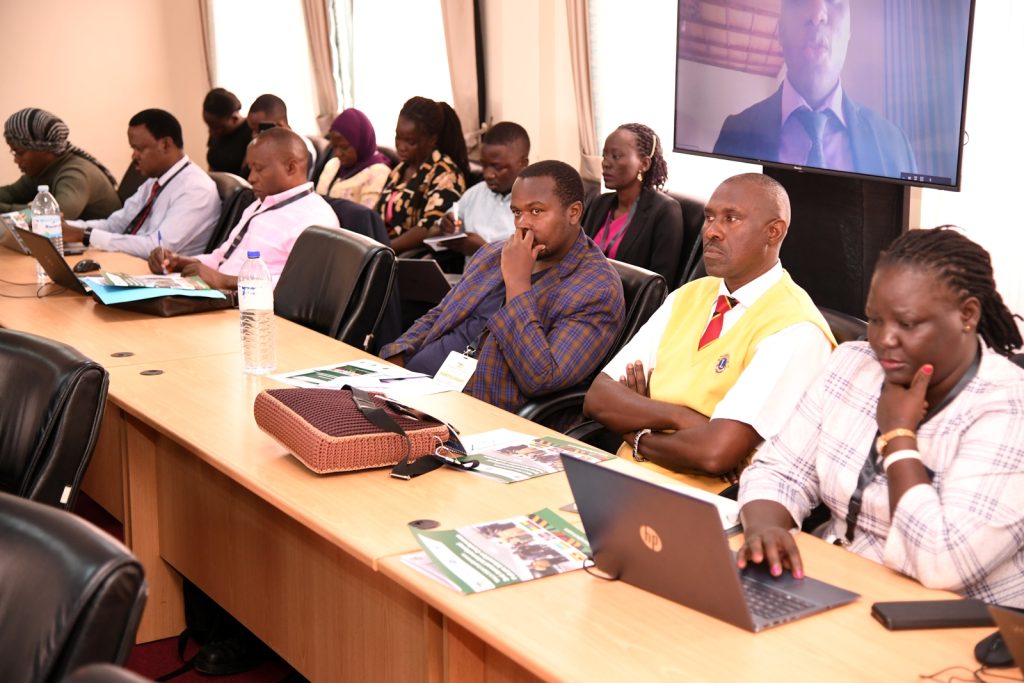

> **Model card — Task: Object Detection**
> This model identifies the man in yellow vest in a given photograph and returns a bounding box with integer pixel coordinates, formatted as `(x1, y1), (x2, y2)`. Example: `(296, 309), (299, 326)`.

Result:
(583, 173), (835, 486)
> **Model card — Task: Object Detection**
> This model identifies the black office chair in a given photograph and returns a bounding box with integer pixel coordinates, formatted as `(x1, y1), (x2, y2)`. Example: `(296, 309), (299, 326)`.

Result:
(275, 226), (397, 351)
(205, 172), (256, 252)
(307, 134), (332, 183)
(62, 664), (150, 683)
(0, 492), (147, 683)
(666, 191), (707, 287)
(116, 162), (145, 205)
(517, 259), (669, 430)
(0, 329), (109, 511)
(326, 198), (403, 349)
(819, 306), (868, 343)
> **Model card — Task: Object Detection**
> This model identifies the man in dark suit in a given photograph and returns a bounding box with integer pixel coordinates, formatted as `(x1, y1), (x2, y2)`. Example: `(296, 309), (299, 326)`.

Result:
(713, 0), (915, 178)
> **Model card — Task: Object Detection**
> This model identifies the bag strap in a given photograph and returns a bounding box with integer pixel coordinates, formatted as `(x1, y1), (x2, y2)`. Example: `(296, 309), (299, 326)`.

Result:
(346, 386), (478, 479)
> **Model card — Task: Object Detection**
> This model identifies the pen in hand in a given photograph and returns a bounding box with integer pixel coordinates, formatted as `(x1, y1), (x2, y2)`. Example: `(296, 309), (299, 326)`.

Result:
(157, 229), (168, 274)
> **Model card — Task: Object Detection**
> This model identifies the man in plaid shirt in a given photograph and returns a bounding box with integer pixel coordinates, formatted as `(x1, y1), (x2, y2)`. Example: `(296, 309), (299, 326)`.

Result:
(381, 160), (624, 413)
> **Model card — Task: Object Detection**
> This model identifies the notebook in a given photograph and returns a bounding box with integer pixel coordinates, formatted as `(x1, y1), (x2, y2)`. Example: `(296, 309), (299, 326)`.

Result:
(560, 454), (859, 632)
(396, 258), (453, 304)
(989, 606), (1024, 673)
(15, 227), (90, 294)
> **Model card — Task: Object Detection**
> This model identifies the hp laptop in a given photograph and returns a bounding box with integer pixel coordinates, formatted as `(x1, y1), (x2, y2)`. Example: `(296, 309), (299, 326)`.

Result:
(396, 258), (455, 305)
(561, 455), (859, 632)
(989, 606), (1024, 673)
(16, 227), (90, 294)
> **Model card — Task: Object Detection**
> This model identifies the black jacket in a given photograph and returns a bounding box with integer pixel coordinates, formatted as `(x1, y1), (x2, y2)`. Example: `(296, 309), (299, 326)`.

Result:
(581, 188), (684, 285)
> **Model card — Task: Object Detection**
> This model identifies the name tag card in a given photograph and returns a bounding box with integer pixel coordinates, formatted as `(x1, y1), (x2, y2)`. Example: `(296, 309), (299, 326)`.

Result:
(434, 352), (478, 392)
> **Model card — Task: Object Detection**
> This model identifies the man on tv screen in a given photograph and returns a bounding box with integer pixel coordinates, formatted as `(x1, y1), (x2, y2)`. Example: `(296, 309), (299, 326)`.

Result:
(713, 0), (916, 178)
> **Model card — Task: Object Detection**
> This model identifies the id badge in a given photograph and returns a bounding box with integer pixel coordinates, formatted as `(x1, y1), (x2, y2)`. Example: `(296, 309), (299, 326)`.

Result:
(434, 351), (478, 392)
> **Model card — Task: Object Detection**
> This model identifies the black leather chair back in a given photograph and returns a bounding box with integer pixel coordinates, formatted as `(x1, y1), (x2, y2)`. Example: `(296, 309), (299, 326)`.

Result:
(205, 173), (256, 252)
(326, 198), (403, 349)
(819, 306), (868, 343)
(0, 330), (108, 511)
(0, 493), (146, 683)
(666, 191), (707, 287)
(604, 259), (669, 366)
(307, 134), (332, 183)
(275, 226), (397, 351)
(116, 163), (145, 204)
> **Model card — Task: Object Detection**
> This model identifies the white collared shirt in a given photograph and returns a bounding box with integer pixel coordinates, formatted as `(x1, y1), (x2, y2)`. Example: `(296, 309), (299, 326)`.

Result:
(778, 78), (854, 171)
(457, 181), (515, 243)
(196, 181), (339, 284)
(69, 155), (221, 258)
(602, 262), (833, 439)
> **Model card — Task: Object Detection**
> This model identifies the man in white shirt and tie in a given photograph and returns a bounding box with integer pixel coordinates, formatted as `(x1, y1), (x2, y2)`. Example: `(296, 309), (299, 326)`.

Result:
(63, 109), (221, 258)
(148, 127), (338, 290)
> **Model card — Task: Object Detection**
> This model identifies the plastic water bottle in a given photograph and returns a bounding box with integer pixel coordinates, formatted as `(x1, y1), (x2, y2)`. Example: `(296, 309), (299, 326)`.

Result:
(238, 251), (276, 374)
(30, 185), (62, 284)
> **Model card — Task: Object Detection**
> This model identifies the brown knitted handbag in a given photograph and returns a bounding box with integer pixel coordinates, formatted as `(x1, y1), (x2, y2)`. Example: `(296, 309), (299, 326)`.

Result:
(254, 386), (450, 474)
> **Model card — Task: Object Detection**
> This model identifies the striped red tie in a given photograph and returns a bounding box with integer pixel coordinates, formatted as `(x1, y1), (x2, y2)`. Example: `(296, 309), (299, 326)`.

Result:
(698, 295), (737, 349)
(127, 181), (160, 235)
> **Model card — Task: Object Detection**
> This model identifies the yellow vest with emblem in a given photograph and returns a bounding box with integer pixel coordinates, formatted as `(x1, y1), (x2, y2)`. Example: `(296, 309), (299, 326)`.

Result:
(649, 272), (835, 415)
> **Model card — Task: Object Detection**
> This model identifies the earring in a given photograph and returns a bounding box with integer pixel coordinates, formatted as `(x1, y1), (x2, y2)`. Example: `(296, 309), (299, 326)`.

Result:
(637, 170), (643, 182)
(964, 325), (973, 332)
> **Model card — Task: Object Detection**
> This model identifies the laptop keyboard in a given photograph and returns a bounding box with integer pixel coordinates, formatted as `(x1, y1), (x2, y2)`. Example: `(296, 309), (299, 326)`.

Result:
(742, 576), (814, 621)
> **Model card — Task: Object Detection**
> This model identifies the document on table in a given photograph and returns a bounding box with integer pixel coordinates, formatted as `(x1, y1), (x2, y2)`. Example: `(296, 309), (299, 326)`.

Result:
(403, 508), (590, 594)
(269, 359), (452, 397)
(100, 272), (215, 290)
(83, 277), (227, 305)
(455, 429), (614, 483)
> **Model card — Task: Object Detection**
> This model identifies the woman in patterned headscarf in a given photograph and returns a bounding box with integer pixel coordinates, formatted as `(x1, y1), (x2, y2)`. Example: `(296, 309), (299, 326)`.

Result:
(1, 108), (121, 220)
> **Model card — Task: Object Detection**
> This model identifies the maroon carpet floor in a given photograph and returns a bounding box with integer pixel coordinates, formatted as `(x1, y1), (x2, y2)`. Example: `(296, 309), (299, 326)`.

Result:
(73, 493), (302, 682)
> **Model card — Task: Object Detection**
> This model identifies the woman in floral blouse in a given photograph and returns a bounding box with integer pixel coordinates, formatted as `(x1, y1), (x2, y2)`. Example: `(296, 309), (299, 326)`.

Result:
(376, 96), (468, 254)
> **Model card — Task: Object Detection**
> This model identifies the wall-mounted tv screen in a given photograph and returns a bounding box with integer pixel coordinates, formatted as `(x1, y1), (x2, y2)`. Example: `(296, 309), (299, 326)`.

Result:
(673, 0), (975, 191)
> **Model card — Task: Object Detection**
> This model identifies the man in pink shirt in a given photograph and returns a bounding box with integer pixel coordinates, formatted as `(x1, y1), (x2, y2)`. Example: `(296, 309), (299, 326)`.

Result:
(147, 127), (338, 288)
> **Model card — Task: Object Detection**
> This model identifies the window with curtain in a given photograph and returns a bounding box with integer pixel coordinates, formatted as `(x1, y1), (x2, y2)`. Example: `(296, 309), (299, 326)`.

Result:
(329, 0), (454, 148)
(588, 0), (750, 200)
(208, 0), (319, 135)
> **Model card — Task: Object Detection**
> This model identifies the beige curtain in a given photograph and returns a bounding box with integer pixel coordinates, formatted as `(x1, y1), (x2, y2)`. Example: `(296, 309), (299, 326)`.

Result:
(565, 0), (601, 182)
(197, 0), (216, 90)
(302, 0), (340, 134)
(440, 0), (483, 153)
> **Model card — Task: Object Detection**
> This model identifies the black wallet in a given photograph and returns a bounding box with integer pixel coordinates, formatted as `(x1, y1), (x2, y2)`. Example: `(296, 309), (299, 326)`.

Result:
(871, 599), (995, 630)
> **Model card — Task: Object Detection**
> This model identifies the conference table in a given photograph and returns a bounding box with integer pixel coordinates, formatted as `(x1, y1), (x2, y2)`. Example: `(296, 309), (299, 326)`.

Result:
(0, 247), (998, 681)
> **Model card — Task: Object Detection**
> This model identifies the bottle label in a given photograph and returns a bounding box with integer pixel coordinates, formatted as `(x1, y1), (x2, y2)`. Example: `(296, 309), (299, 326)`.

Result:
(32, 215), (62, 239)
(238, 281), (274, 311)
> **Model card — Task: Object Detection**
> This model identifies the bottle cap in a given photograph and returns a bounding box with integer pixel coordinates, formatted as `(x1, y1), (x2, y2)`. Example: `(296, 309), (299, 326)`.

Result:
(247, 250), (260, 258)
(38, 185), (49, 192)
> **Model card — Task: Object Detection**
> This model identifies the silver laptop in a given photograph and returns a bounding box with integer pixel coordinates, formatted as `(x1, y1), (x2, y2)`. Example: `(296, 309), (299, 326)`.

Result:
(396, 258), (454, 305)
(0, 212), (32, 254)
(989, 606), (1024, 673)
(16, 227), (90, 294)
(561, 455), (859, 632)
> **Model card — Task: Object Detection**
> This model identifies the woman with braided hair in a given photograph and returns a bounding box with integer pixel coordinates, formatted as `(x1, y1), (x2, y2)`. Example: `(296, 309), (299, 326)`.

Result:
(1, 107), (121, 219)
(735, 226), (1024, 606)
(376, 96), (467, 254)
(581, 122), (683, 283)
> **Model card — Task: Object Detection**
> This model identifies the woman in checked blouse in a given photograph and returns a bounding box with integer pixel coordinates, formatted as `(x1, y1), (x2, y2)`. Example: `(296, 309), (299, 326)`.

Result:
(737, 227), (1024, 606)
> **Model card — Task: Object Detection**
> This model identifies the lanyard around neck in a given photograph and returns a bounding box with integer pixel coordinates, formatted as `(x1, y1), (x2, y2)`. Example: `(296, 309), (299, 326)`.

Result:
(841, 348), (981, 545)
(219, 188), (313, 263)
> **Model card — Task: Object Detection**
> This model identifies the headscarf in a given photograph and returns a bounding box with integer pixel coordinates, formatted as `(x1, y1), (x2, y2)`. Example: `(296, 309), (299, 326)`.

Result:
(329, 108), (391, 180)
(3, 108), (117, 186)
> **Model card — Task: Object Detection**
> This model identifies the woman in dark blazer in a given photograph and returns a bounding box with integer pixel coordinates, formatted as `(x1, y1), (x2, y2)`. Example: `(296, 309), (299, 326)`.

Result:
(582, 123), (684, 284)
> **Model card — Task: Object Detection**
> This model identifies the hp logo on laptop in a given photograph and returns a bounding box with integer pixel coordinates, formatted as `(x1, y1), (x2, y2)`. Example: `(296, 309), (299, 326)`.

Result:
(639, 525), (663, 552)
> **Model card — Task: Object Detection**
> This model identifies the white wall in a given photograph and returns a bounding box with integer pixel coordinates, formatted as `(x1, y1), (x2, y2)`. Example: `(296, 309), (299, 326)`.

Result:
(0, 0), (209, 184)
